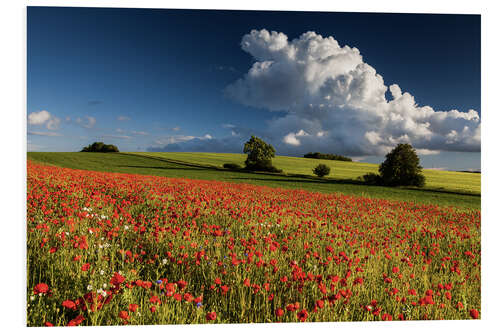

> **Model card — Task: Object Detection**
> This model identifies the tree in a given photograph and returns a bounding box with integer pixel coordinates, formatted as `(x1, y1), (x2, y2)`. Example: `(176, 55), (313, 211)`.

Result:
(304, 152), (352, 162)
(313, 164), (331, 177)
(243, 136), (279, 172)
(80, 142), (119, 153)
(379, 143), (425, 187)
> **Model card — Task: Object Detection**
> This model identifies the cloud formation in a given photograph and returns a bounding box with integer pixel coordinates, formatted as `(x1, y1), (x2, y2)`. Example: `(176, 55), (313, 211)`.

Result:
(28, 110), (61, 130)
(148, 135), (243, 153)
(131, 131), (149, 136)
(28, 131), (62, 137)
(225, 29), (481, 156)
(153, 134), (213, 146)
(101, 134), (131, 140)
(76, 116), (96, 129)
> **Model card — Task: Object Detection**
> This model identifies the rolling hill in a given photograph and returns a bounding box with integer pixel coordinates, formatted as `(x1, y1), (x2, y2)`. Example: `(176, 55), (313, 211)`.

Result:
(27, 152), (480, 209)
(135, 152), (480, 195)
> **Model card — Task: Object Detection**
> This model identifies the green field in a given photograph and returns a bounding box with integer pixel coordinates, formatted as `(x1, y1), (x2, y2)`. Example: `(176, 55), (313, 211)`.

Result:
(27, 152), (480, 210)
(135, 152), (480, 195)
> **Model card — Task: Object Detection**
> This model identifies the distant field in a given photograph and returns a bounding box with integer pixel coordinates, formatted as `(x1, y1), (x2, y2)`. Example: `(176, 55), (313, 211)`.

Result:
(136, 152), (481, 195)
(27, 152), (480, 210)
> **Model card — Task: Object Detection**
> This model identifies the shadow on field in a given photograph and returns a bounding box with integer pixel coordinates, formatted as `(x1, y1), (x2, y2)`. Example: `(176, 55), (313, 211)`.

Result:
(402, 186), (480, 197)
(229, 176), (363, 186)
(120, 153), (479, 198)
(121, 153), (221, 170)
(116, 165), (207, 171)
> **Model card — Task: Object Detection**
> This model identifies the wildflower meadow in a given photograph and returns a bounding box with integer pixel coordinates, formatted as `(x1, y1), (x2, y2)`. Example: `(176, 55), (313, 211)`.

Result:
(27, 161), (480, 326)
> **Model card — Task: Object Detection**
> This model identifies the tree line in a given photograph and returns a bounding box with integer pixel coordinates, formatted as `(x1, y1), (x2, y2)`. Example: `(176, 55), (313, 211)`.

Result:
(81, 137), (426, 188)
(303, 152), (352, 162)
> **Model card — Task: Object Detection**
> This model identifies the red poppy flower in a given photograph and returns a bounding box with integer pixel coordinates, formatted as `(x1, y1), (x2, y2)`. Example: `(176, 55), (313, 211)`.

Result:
(275, 308), (284, 317)
(62, 299), (76, 310)
(176, 280), (187, 290)
(316, 299), (325, 309)
(297, 309), (308, 322)
(206, 311), (217, 321)
(110, 272), (125, 286)
(33, 283), (49, 295)
(470, 309), (479, 319)
(382, 313), (393, 321)
(67, 315), (85, 326)
(150, 295), (161, 304)
(119, 310), (129, 320)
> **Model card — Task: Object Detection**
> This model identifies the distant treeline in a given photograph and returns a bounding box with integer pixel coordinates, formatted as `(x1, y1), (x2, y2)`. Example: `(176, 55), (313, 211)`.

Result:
(81, 142), (119, 153)
(303, 152), (352, 162)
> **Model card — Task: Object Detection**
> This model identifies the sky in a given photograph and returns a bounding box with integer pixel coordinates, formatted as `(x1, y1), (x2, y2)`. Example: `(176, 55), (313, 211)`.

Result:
(27, 7), (481, 171)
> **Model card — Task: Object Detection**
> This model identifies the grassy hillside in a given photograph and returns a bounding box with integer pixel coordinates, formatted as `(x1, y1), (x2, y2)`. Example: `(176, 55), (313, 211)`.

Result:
(135, 152), (480, 195)
(27, 152), (480, 210)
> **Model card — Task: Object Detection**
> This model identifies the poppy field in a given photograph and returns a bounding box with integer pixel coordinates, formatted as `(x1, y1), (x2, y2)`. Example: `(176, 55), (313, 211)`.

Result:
(27, 161), (481, 326)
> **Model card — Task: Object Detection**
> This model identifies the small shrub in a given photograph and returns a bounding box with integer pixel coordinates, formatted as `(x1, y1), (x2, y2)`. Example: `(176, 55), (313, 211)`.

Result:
(223, 163), (242, 170)
(362, 172), (382, 185)
(264, 165), (283, 174)
(313, 164), (331, 177)
(245, 163), (282, 173)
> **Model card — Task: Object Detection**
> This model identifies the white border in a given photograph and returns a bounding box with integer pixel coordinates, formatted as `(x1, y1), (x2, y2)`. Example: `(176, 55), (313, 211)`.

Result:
(2, 1), (499, 332)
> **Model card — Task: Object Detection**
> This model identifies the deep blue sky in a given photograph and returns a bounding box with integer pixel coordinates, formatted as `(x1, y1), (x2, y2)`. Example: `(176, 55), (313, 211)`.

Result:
(27, 7), (480, 170)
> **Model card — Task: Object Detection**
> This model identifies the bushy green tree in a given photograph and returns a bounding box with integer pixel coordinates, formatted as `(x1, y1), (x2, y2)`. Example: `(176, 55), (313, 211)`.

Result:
(313, 164), (331, 177)
(243, 136), (279, 172)
(81, 142), (119, 153)
(379, 143), (425, 187)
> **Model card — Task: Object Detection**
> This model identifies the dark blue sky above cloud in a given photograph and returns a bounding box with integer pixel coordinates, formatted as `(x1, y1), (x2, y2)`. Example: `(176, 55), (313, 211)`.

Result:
(27, 7), (480, 170)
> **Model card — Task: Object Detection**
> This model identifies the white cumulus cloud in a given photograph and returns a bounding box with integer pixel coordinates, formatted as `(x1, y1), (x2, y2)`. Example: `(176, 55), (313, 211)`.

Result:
(283, 129), (309, 146)
(225, 29), (481, 156)
(28, 110), (61, 130)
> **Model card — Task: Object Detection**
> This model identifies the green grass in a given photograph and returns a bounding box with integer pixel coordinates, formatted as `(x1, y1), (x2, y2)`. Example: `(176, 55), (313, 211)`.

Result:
(27, 152), (480, 210)
(135, 152), (480, 195)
